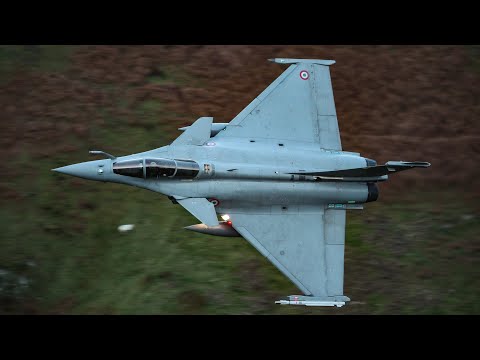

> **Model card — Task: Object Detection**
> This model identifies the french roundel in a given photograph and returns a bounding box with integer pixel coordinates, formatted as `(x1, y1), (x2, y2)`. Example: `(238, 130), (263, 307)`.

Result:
(208, 198), (220, 207)
(299, 70), (309, 80)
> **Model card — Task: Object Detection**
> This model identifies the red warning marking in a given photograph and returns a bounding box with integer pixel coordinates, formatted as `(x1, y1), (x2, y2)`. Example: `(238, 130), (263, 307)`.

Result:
(208, 198), (220, 207)
(299, 70), (309, 80)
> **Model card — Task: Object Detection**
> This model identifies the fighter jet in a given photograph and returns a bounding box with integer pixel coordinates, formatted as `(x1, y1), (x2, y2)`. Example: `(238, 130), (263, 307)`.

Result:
(53, 58), (430, 307)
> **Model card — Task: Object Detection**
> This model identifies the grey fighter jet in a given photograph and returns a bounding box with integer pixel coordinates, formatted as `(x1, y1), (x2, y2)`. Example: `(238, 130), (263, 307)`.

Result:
(53, 58), (430, 307)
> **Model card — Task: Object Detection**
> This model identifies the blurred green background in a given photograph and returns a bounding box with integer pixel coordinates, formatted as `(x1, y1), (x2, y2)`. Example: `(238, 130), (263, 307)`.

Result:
(0, 45), (479, 314)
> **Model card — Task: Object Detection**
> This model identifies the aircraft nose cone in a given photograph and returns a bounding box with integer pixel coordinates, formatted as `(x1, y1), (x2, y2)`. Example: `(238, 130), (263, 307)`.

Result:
(52, 160), (108, 181)
(52, 163), (93, 179)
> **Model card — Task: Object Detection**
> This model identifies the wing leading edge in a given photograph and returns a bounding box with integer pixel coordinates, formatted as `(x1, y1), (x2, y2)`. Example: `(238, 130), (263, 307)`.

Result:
(225, 205), (350, 305)
(215, 58), (342, 150)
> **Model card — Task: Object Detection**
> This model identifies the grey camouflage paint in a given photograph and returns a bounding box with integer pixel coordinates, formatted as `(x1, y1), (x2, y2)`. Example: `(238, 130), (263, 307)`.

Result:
(53, 59), (430, 307)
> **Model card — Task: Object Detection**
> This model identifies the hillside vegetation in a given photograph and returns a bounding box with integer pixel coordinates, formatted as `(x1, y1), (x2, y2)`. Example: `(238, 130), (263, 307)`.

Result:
(1, 45), (479, 314)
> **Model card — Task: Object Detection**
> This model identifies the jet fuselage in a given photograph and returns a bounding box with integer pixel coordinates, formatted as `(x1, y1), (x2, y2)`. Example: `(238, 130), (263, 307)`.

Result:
(54, 137), (374, 208)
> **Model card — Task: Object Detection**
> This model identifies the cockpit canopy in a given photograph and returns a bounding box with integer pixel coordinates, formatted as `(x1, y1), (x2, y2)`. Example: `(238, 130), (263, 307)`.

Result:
(113, 159), (144, 178)
(113, 158), (199, 179)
